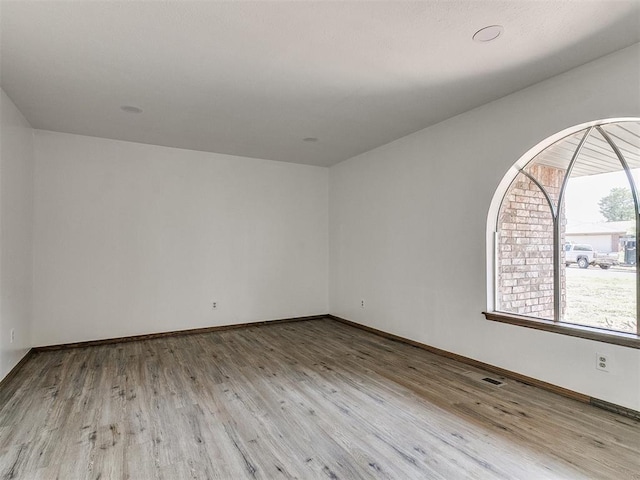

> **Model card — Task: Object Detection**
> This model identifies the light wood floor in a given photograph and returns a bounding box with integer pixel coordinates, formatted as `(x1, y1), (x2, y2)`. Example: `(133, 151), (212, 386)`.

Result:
(0, 319), (638, 479)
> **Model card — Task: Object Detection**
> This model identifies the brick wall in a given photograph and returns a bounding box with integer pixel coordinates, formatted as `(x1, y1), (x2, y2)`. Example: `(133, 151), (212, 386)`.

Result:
(497, 164), (566, 319)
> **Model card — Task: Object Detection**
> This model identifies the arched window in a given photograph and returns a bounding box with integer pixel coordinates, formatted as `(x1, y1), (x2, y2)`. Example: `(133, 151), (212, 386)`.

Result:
(486, 120), (640, 344)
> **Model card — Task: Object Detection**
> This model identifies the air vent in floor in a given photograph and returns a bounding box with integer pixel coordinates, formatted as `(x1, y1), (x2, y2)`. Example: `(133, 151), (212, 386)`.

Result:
(481, 377), (504, 386)
(461, 370), (507, 387)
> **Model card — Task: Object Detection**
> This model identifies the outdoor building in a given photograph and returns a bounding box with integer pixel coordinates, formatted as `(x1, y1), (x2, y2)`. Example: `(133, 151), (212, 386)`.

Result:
(566, 220), (633, 254)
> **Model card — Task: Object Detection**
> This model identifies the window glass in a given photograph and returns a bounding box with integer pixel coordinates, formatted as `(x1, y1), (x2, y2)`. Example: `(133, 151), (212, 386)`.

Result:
(497, 173), (554, 320)
(562, 128), (637, 334)
(523, 130), (588, 209)
(494, 120), (640, 337)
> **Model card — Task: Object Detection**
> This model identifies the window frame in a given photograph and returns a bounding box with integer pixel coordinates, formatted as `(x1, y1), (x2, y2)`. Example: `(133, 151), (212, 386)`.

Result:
(485, 119), (640, 348)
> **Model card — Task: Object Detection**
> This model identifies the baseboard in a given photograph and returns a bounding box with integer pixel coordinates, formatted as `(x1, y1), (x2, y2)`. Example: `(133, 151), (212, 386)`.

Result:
(328, 315), (640, 421)
(0, 348), (35, 390)
(590, 397), (640, 422)
(33, 314), (327, 352)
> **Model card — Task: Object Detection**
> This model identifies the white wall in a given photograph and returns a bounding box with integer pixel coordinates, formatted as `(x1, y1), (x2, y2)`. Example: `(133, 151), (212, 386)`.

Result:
(329, 44), (640, 410)
(33, 131), (328, 346)
(0, 89), (34, 379)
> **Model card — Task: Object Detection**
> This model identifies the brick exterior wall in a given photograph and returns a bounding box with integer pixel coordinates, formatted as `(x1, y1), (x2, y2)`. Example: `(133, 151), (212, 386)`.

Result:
(497, 165), (566, 319)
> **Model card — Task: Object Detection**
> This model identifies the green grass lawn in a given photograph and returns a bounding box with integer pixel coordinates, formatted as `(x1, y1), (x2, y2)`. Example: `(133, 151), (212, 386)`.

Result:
(564, 268), (637, 334)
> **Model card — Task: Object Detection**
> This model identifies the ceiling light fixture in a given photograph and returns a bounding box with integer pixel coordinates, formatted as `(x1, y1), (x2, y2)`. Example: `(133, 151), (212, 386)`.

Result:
(303, 137), (318, 142)
(472, 25), (504, 43)
(120, 105), (143, 114)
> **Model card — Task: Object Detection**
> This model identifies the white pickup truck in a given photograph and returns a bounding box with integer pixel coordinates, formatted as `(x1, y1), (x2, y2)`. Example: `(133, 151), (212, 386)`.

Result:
(564, 243), (618, 269)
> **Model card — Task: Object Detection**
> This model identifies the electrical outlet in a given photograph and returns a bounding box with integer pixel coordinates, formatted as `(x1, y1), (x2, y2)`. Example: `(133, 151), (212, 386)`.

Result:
(596, 353), (609, 372)
(10, 329), (15, 344)
(360, 299), (365, 308)
(212, 301), (218, 310)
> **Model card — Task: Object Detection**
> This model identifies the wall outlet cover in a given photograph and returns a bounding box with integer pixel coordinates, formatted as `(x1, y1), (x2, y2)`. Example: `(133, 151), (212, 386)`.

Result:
(596, 353), (609, 372)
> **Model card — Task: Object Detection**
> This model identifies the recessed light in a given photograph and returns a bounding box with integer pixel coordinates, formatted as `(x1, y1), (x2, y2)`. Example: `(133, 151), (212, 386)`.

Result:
(303, 137), (318, 142)
(473, 25), (504, 43)
(120, 105), (143, 114)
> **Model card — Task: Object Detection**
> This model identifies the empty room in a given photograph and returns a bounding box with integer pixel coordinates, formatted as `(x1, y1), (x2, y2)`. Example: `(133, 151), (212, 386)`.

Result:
(1, 1), (639, 478)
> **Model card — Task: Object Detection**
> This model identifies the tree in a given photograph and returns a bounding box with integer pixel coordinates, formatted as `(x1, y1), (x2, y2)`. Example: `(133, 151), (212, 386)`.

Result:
(598, 187), (635, 222)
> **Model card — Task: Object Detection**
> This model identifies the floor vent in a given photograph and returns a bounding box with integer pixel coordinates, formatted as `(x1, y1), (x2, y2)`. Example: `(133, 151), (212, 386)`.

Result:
(461, 370), (506, 387)
(481, 377), (504, 386)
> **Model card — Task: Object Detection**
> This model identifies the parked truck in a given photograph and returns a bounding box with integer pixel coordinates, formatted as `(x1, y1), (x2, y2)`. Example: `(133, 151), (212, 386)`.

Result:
(564, 243), (618, 269)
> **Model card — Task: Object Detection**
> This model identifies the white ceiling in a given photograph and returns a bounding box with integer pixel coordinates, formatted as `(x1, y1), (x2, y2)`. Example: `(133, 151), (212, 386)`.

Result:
(1, 1), (639, 167)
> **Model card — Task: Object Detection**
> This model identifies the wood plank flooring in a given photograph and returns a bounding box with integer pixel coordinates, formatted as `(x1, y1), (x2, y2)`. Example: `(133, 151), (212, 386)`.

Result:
(0, 318), (638, 479)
